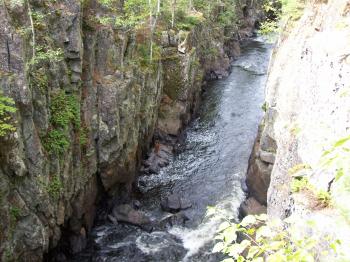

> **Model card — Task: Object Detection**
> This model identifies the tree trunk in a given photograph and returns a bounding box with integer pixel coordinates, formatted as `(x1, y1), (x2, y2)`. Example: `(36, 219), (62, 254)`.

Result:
(171, 0), (177, 28)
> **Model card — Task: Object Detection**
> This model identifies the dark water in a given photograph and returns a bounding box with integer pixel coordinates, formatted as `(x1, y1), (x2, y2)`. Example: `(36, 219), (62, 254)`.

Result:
(74, 38), (273, 262)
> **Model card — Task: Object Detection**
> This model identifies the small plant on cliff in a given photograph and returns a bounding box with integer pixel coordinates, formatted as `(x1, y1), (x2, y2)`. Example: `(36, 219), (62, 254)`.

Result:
(291, 176), (332, 207)
(291, 176), (309, 192)
(46, 175), (63, 199)
(261, 102), (269, 112)
(50, 90), (80, 129)
(43, 129), (70, 155)
(0, 92), (16, 137)
(43, 90), (80, 155)
(320, 135), (350, 221)
(9, 206), (21, 222)
(28, 46), (64, 66)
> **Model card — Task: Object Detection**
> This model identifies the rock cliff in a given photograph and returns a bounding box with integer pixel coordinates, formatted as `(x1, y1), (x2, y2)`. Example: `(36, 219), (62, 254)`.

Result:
(0, 0), (263, 259)
(245, 0), (350, 256)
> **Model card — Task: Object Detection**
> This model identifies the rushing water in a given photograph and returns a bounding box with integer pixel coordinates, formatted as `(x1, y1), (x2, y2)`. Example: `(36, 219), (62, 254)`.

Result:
(74, 37), (273, 262)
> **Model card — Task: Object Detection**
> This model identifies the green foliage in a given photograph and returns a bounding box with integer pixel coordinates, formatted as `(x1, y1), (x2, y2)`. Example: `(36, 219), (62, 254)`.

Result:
(291, 176), (309, 192)
(135, 42), (162, 71)
(9, 206), (21, 221)
(203, 47), (220, 60)
(209, 211), (339, 262)
(320, 135), (350, 221)
(291, 176), (332, 207)
(259, 0), (306, 36)
(29, 46), (64, 66)
(288, 163), (311, 175)
(259, 19), (279, 35)
(281, 0), (305, 21)
(32, 11), (46, 30)
(176, 14), (203, 30)
(112, 0), (149, 27)
(217, 1), (237, 27)
(43, 129), (70, 155)
(46, 175), (63, 199)
(79, 127), (88, 146)
(0, 92), (16, 137)
(30, 68), (49, 91)
(317, 190), (331, 206)
(43, 90), (81, 155)
(261, 102), (269, 112)
(98, 0), (118, 8)
(50, 91), (80, 129)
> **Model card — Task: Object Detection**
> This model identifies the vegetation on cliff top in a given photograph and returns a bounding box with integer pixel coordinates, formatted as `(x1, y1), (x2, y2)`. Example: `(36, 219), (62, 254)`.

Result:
(94, 0), (239, 69)
(259, 0), (305, 35)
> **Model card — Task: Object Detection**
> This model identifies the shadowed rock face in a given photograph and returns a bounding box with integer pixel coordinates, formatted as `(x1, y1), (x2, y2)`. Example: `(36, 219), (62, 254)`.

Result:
(0, 0), (262, 259)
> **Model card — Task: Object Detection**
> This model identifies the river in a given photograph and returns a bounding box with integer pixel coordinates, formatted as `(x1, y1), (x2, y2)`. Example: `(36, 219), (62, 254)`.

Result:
(73, 37), (273, 262)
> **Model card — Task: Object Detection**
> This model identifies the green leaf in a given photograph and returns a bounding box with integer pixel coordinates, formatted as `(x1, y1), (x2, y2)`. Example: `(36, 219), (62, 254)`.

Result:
(226, 240), (250, 258)
(241, 215), (256, 227)
(223, 226), (237, 244)
(256, 225), (272, 240)
(334, 136), (350, 147)
(335, 168), (345, 181)
(256, 213), (268, 221)
(247, 246), (260, 259)
(218, 221), (231, 232)
(237, 256), (245, 262)
(212, 242), (225, 253)
(266, 251), (286, 262)
(268, 241), (284, 251)
(246, 227), (256, 235)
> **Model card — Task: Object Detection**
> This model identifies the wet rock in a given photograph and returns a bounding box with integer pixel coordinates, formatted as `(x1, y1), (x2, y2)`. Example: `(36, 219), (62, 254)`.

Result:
(108, 215), (118, 225)
(161, 194), (192, 213)
(240, 197), (267, 217)
(155, 212), (190, 230)
(142, 144), (173, 174)
(69, 228), (87, 254)
(132, 200), (142, 210)
(112, 204), (151, 226)
(136, 232), (187, 261)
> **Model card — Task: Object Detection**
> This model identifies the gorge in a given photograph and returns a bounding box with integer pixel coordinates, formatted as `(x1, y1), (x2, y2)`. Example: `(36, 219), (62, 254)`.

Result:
(1, 0), (350, 261)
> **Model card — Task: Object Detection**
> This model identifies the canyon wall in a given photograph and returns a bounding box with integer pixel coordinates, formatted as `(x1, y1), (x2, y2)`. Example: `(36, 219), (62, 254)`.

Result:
(0, 0), (262, 260)
(245, 0), (350, 255)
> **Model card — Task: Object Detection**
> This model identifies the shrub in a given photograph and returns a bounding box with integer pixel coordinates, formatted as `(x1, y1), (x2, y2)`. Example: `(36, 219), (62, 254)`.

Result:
(0, 92), (16, 137)
(209, 211), (340, 262)
(46, 175), (63, 199)
(43, 90), (81, 155)
(43, 129), (69, 155)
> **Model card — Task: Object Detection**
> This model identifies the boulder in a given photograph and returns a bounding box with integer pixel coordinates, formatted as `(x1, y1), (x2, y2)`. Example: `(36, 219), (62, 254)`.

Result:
(161, 194), (192, 213)
(246, 158), (271, 205)
(155, 212), (190, 230)
(142, 144), (173, 174)
(112, 204), (151, 226)
(240, 197), (267, 217)
(259, 149), (276, 164)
